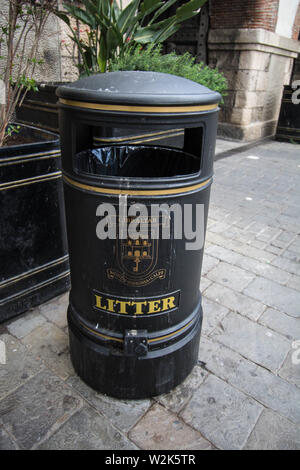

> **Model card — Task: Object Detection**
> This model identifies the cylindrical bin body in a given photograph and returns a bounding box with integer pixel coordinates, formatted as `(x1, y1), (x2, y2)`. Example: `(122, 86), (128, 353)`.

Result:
(57, 72), (221, 399)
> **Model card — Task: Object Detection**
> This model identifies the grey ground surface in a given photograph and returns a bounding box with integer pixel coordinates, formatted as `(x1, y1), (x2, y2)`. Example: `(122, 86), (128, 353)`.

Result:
(1, 139), (300, 450)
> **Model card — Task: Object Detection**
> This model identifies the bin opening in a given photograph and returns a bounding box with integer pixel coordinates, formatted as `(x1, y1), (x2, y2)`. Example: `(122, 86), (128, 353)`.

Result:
(75, 145), (200, 178)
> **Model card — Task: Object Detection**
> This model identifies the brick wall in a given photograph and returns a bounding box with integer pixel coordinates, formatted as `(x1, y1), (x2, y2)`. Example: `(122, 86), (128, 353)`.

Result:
(209, 0), (280, 32)
(292, 3), (300, 39)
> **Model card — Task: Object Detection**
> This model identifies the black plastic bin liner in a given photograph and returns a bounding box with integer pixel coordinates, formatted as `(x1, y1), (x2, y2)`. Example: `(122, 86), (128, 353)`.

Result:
(75, 145), (200, 178)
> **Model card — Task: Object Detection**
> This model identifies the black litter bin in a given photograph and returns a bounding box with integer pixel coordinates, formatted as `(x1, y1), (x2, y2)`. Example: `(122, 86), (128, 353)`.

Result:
(57, 71), (221, 399)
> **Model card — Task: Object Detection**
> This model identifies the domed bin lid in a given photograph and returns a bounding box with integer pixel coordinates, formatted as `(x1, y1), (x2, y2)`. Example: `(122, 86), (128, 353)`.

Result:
(57, 71), (221, 108)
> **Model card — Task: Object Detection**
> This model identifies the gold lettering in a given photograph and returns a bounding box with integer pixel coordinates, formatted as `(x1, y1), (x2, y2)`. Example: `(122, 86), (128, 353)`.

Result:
(134, 301), (147, 315)
(95, 295), (106, 310)
(148, 300), (161, 314)
(94, 293), (178, 315)
(161, 296), (176, 311)
(115, 300), (130, 314)
(106, 298), (115, 313)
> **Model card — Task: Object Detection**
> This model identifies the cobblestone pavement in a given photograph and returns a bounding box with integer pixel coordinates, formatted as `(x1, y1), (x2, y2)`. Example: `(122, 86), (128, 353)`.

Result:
(1, 140), (300, 450)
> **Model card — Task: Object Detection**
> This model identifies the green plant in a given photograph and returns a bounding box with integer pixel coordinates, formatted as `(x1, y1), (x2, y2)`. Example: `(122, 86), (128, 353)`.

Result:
(56, 0), (208, 75)
(5, 123), (21, 139)
(0, 0), (56, 146)
(110, 44), (228, 99)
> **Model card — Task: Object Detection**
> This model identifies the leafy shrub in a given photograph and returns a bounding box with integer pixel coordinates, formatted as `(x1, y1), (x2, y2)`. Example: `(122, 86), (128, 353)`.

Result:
(57, 0), (208, 74)
(110, 44), (227, 99)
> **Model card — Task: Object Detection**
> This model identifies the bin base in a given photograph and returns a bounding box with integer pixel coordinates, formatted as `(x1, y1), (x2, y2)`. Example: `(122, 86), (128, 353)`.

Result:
(67, 306), (202, 399)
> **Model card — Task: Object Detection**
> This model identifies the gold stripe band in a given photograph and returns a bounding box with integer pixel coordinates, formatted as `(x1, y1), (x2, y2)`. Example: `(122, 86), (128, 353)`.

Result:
(0, 153), (61, 167)
(149, 320), (193, 343)
(0, 171), (62, 191)
(79, 319), (194, 344)
(59, 98), (218, 114)
(0, 149), (60, 164)
(93, 129), (184, 143)
(80, 322), (123, 343)
(63, 174), (211, 196)
(0, 271), (70, 306)
(24, 99), (58, 109)
(0, 255), (69, 289)
(21, 103), (58, 114)
(110, 131), (184, 146)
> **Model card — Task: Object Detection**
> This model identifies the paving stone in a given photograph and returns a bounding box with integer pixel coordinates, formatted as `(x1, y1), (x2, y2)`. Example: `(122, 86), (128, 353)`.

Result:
(271, 256), (300, 276)
(228, 230), (256, 245)
(246, 222), (271, 236)
(252, 213), (280, 230)
(21, 322), (74, 380)
(67, 375), (151, 432)
(206, 219), (217, 229)
(201, 297), (229, 336)
(201, 254), (220, 276)
(249, 239), (267, 250)
(271, 238), (290, 249)
(282, 250), (300, 263)
(206, 261), (255, 292)
(208, 205), (231, 222)
(206, 244), (243, 263)
(199, 277), (212, 293)
(129, 403), (212, 450)
(244, 277), (300, 318)
(0, 426), (18, 450)
(278, 349), (300, 389)
(0, 333), (43, 400)
(156, 365), (208, 414)
(39, 406), (137, 450)
(231, 215), (257, 230)
(39, 292), (69, 328)
(199, 337), (300, 424)
(180, 374), (263, 450)
(244, 409), (300, 450)
(273, 214), (300, 234)
(207, 232), (275, 263)
(208, 221), (232, 234)
(210, 311), (290, 372)
(265, 244), (282, 256)
(232, 243), (276, 264)
(284, 194), (300, 206)
(204, 283), (266, 322)
(0, 370), (83, 449)
(6, 310), (47, 339)
(277, 231), (296, 244)
(259, 308), (300, 340)
(256, 227), (282, 242)
(286, 274), (300, 291)
(206, 244), (290, 285)
(288, 237), (300, 253)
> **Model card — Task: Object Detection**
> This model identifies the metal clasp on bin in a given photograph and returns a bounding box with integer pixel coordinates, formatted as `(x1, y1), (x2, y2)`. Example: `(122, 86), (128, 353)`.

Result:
(124, 329), (148, 357)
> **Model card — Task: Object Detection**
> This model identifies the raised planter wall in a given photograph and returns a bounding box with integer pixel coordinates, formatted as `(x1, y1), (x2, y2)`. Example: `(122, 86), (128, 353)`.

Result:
(16, 84), (62, 134)
(0, 125), (70, 322)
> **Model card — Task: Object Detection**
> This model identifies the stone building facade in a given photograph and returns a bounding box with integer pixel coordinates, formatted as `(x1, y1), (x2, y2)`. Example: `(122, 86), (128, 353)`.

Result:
(208, 0), (300, 141)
